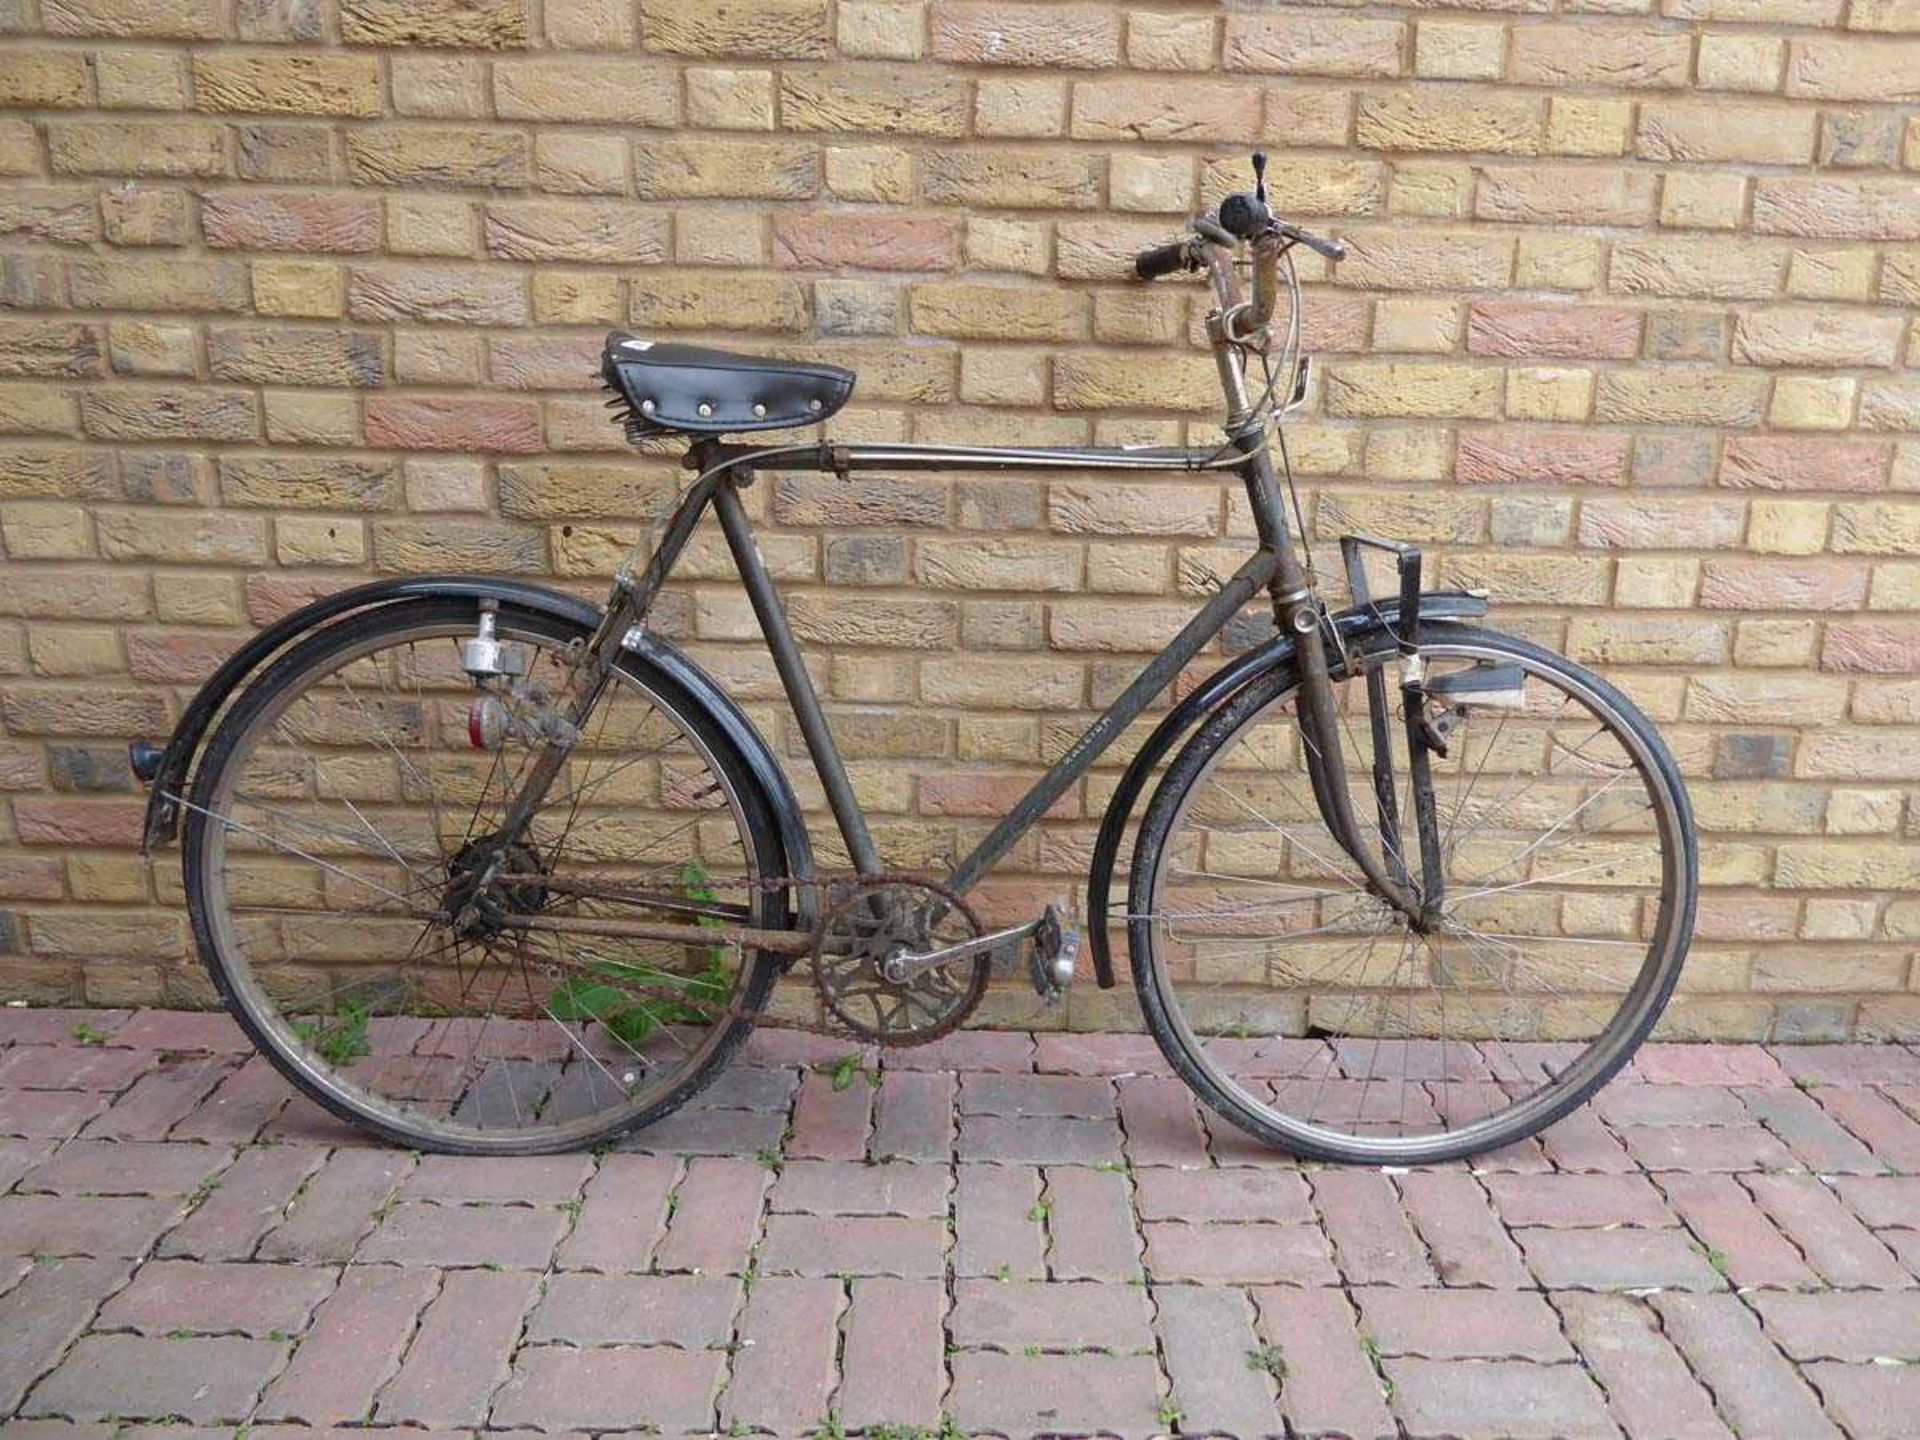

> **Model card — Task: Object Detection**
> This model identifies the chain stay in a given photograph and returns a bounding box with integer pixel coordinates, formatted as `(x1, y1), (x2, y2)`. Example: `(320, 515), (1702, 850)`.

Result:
(508, 868), (990, 1045)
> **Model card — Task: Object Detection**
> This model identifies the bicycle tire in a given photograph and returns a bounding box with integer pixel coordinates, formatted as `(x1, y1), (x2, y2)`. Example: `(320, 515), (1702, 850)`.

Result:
(182, 596), (787, 1155)
(1127, 621), (1698, 1165)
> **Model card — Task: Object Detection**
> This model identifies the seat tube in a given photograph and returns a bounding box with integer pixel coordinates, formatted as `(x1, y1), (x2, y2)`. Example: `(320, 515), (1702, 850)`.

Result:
(712, 474), (882, 876)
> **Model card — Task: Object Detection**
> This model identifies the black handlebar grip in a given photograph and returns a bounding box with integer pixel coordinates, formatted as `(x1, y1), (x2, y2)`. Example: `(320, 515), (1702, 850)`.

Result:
(1133, 240), (1189, 281)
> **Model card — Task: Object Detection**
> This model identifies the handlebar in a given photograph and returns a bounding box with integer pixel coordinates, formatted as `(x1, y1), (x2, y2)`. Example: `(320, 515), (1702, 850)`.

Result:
(1132, 151), (1346, 284)
(1130, 215), (1345, 281)
(1133, 239), (1192, 282)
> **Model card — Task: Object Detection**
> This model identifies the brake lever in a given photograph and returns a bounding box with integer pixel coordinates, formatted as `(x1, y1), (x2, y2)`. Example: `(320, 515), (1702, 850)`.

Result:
(1275, 222), (1346, 263)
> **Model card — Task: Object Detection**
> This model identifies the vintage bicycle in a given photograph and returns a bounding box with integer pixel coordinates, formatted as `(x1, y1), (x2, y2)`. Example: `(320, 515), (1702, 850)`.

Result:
(132, 155), (1698, 1163)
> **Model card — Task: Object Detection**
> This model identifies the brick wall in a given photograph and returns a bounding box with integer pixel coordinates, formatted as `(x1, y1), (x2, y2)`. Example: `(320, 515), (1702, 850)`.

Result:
(0, 0), (1916, 1037)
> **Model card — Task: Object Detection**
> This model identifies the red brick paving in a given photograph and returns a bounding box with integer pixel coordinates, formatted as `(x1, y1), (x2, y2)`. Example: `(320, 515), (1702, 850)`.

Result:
(4, 1012), (1920, 1436)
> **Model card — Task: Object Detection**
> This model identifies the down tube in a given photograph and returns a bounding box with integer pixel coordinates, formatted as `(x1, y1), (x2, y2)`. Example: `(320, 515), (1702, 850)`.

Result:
(946, 547), (1278, 897)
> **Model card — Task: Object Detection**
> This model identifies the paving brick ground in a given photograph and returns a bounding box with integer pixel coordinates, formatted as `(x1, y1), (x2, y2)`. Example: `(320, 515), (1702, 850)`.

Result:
(3, 1014), (1920, 1437)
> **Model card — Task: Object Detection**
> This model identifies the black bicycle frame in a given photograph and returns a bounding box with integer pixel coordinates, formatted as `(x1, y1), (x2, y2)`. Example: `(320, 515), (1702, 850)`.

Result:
(568, 427), (1428, 927)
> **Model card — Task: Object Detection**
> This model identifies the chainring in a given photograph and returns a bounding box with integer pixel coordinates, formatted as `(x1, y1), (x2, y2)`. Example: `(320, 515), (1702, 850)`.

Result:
(812, 876), (990, 1046)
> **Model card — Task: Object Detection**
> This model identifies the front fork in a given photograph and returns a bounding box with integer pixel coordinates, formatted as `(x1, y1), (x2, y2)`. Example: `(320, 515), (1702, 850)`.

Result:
(1252, 471), (1449, 931)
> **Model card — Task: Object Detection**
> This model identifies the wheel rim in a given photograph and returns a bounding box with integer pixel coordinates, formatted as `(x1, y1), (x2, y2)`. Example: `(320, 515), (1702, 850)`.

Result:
(1140, 635), (1690, 1161)
(192, 610), (769, 1148)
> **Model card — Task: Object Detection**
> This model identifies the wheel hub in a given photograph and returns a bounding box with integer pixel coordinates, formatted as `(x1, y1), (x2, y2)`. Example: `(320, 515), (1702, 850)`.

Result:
(444, 836), (548, 937)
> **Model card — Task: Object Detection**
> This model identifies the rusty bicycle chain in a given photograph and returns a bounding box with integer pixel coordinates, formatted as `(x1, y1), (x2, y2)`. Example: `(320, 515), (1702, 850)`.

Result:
(511, 868), (991, 1047)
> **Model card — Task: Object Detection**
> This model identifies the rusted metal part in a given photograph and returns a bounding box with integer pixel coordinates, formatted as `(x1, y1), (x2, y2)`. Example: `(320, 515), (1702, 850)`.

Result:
(497, 911), (815, 956)
(811, 874), (988, 1046)
(483, 868), (1005, 1041)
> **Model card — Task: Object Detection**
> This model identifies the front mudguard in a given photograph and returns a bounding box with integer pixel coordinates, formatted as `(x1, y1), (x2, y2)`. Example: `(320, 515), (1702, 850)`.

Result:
(135, 575), (815, 918)
(1083, 592), (1489, 987)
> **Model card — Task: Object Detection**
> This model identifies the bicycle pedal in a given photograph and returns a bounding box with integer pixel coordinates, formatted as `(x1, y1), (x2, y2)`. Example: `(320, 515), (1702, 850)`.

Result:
(1028, 902), (1078, 1003)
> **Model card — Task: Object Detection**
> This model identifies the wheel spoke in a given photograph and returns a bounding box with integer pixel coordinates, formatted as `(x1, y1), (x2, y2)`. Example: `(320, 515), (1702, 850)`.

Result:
(189, 609), (771, 1149)
(1140, 635), (1690, 1162)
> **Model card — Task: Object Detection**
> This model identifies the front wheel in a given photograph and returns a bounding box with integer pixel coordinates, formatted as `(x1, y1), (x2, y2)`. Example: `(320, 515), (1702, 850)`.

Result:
(182, 597), (788, 1154)
(1128, 623), (1697, 1165)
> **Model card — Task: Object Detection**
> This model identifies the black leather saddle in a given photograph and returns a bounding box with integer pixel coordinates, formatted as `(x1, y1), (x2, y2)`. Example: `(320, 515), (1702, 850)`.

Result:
(601, 334), (855, 440)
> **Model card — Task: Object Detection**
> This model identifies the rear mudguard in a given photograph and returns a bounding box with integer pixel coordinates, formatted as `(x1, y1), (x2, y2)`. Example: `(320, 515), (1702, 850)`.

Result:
(137, 575), (815, 918)
(1084, 592), (1489, 987)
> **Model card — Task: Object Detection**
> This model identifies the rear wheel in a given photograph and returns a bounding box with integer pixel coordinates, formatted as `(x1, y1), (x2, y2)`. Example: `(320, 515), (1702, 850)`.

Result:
(1128, 623), (1697, 1165)
(182, 597), (786, 1154)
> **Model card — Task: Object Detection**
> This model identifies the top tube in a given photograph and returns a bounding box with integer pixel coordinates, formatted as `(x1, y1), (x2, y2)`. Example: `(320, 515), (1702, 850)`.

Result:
(694, 440), (1240, 475)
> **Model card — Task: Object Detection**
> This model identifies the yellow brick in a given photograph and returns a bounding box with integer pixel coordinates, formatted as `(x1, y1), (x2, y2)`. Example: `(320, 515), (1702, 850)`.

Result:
(1734, 618), (1818, 666)
(1515, 233), (1601, 290)
(1545, 96), (1633, 157)
(1615, 556), (1700, 607)
(534, 133), (627, 195)
(1388, 162), (1474, 219)
(532, 270), (621, 324)
(1786, 35), (1920, 103)
(1609, 236), (1784, 300)
(1869, 562), (1920, 610)
(264, 391), (358, 446)
(389, 57), (487, 119)
(276, 514), (367, 566)
(386, 196), (473, 258)
(837, 1), (924, 59)
(1787, 248), (1877, 301)
(109, 321), (196, 377)
(1662, 172), (1748, 230)
(974, 77), (1067, 138)
(1415, 21), (1507, 79)
(1640, 101), (1818, 165)
(95, 51), (185, 110)
(192, 54), (381, 117)
(911, 282), (1082, 341)
(782, 68), (966, 138)
(958, 351), (1047, 408)
(1, 502), (91, 560)
(1325, 362), (1503, 420)
(1364, 428), (1448, 481)
(341, 0), (530, 48)
(1128, 11), (1215, 70)
(1371, 298), (1461, 353)
(964, 217), (1051, 274)
(1053, 352), (1219, 412)
(1697, 32), (1787, 90)
(631, 273), (808, 332)
(674, 207), (767, 266)
(685, 68), (776, 131)
(26, 627), (121, 676)
(1596, 370), (1767, 426)
(1507, 366), (1593, 421)
(546, 0), (634, 47)
(1736, 308), (1904, 367)
(1770, 375), (1858, 429)
(1110, 154), (1194, 214)
(1749, 499), (1831, 554)
(0, 49), (89, 108)
(1357, 92), (1542, 155)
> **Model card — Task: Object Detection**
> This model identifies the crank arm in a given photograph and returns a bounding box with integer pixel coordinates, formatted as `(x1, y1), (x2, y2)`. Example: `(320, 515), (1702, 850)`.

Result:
(882, 917), (1041, 982)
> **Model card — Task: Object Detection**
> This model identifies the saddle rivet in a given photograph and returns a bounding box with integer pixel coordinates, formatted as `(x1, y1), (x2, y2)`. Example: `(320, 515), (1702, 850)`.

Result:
(639, 398), (655, 414)
(698, 401), (714, 417)
(808, 397), (822, 411)
(753, 402), (767, 417)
